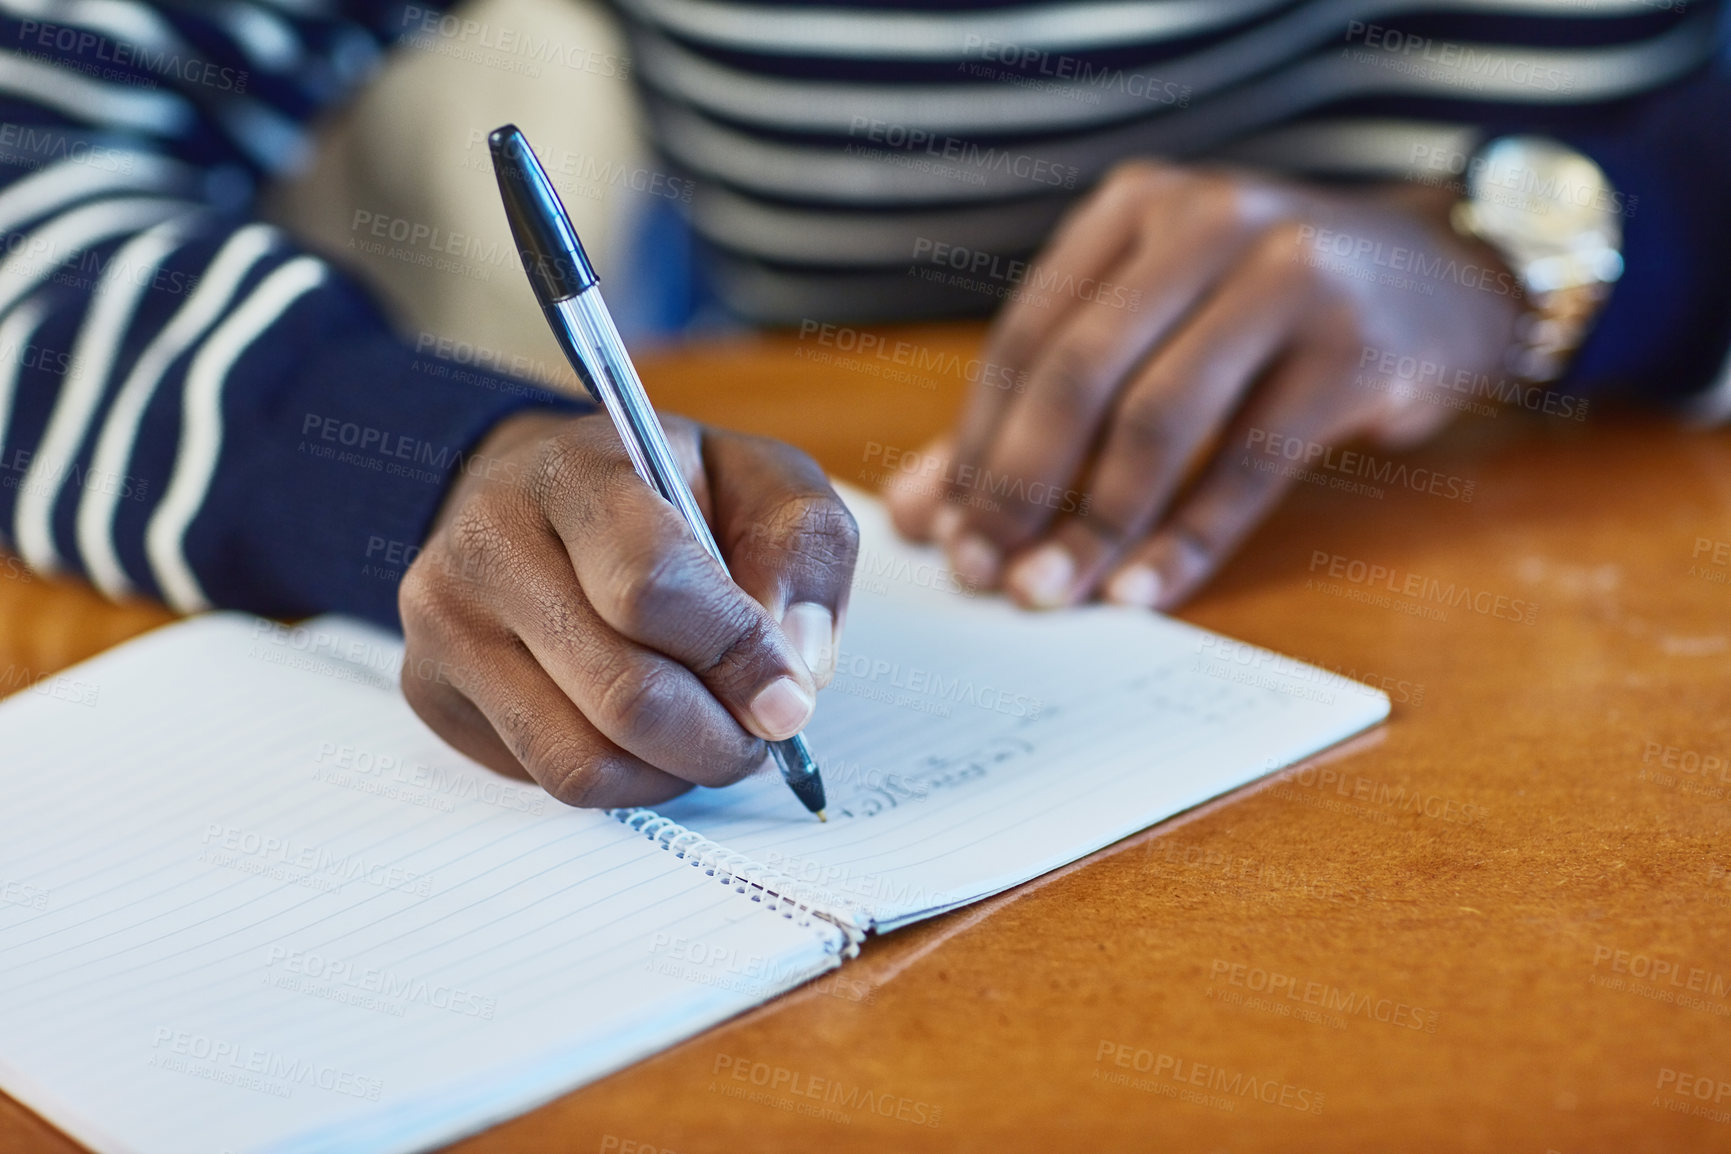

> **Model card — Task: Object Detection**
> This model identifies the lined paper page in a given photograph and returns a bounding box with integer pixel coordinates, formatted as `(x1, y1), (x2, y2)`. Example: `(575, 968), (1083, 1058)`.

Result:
(650, 492), (1390, 931)
(0, 615), (842, 1154)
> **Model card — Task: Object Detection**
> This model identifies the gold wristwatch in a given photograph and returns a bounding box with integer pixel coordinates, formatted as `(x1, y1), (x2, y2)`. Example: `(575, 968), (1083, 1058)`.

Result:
(1450, 136), (1625, 383)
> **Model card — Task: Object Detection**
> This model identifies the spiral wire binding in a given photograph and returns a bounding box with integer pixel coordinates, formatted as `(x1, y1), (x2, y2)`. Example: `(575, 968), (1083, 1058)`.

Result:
(608, 808), (868, 956)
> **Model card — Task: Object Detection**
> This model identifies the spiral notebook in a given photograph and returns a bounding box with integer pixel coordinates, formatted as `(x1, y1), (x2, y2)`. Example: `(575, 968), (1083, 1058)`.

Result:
(0, 493), (1387, 1154)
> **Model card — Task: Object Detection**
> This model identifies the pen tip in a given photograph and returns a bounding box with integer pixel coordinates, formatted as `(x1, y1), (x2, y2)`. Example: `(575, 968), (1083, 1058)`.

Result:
(817, 810), (828, 823)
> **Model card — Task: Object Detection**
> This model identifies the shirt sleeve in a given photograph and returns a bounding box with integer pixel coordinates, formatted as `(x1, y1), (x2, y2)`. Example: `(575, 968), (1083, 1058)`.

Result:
(0, 0), (588, 630)
(1556, 57), (1731, 405)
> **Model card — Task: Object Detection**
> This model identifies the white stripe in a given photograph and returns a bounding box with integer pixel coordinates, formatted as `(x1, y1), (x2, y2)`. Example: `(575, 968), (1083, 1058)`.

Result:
(78, 224), (279, 598)
(691, 183), (1066, 264)
(0, 0), (181, 55)
(0, 195), (193, 317)
(0, 297), (53, 548)
(618, 0), (1657, 59)
(672, 14), (1711, 262)
(636, 3), (1712, 134)
(1212, 118), (1484, 176)
(13, 215), (197, 574)
(144, 256), (324, 612)
(1, 0), (310, 170)
(212, 100), (310, 174)
(0, 151), (180, 234)
(216, 1), (304, 71)
(660, 105), (1487, 205)
(0, 50), (192, 136)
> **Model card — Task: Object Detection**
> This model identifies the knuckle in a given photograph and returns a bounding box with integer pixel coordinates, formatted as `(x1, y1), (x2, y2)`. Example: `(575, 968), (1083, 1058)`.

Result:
(443, 504), (516, 590)
(396, 556), (442, 634)
(593, 658), (684, 748)
(609, 546), (706, 637)
(696, 606), (780, 686)
(1114, 396), (1181, 461)
(745, 492), (860, 575)
(1033, 338), (1110, 414)
(1100, 158), (1169, 199)
(521, 576), (590, 653)
(540, 756), (612, 808)
(1182, 172), (1247, 231)
(527, 432), (592, 507)
(501, 704), (604, 805)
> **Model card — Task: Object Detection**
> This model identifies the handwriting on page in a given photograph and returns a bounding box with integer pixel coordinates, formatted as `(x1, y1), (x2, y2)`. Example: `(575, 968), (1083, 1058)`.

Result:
(828, 735), (1037, 819)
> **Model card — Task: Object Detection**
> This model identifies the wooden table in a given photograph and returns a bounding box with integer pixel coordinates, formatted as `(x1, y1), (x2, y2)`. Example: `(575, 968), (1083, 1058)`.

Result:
(5, 324), (1731, 1153)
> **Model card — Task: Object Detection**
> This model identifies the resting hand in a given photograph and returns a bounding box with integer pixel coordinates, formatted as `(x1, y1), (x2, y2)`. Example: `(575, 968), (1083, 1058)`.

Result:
(887, 160), (1520, 610)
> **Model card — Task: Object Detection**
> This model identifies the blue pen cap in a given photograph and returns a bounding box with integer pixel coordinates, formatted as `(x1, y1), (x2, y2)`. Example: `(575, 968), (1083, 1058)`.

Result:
(489, 124), (598, 303)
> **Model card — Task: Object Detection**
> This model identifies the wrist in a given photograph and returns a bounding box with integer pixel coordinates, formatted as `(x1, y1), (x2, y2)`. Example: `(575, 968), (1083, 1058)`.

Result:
(431, 409), (580, 535)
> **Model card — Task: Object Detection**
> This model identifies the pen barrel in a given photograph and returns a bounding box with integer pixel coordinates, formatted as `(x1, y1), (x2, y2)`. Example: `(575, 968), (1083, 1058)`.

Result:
(551, 291), (725, 568)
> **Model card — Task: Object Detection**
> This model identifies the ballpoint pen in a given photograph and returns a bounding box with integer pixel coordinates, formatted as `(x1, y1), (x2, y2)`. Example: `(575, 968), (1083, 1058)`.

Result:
(488, 123), (828, 820)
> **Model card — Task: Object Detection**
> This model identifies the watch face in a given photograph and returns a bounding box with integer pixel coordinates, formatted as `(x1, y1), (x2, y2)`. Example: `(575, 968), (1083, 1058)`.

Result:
(1466, 136), (1622, 256)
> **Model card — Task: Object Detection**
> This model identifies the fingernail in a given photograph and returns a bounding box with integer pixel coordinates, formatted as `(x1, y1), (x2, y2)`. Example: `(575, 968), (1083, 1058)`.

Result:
(1008, 543), (1074, 609)
(782, 602), (836, 687)
(750, 677), (814, 740)
(950, 533), (1002, 588)
(1106, 565), (1161, 609)
(932, 505), (962, 545)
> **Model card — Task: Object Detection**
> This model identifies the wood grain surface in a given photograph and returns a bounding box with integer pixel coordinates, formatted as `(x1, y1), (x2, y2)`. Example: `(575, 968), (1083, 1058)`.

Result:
(4, 324), (1730, 1153)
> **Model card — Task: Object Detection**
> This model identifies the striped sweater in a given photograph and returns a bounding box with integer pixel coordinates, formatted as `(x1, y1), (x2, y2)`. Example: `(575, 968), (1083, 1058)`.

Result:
(0, 0), (1727, 629)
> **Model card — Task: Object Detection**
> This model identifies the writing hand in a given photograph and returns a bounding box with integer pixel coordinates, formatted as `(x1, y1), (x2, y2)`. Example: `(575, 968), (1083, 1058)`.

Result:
(399, 411), (858, 806)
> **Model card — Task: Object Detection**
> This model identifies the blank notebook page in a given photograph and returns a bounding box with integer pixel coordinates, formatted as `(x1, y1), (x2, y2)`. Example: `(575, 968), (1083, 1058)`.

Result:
(649, 490), (1391, 931)
(0, 615), (844, 1154)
